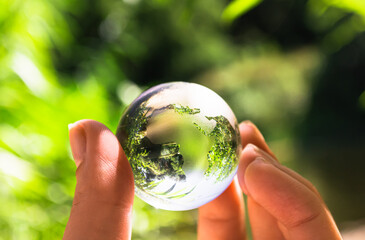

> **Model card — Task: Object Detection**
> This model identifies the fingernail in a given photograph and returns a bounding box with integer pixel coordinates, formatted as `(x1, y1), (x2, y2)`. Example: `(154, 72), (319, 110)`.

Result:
(240, 144), (275, 195)
(254, 156), (269, 164)
(243, 157), (271, 195)
(69, 122), (86, 167)
(245, 143), (259, 152)
(239, 144), (258, 194)
(242, 120), (254, 126)
(241, 121), (267, 143)
(68, 123), (75, 130)
(252, 146), (277, 164)
(244, 143), (276, 164)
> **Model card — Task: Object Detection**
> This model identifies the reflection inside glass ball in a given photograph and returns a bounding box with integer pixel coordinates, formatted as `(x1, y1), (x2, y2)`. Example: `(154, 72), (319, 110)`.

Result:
(116, 82), (241, 211)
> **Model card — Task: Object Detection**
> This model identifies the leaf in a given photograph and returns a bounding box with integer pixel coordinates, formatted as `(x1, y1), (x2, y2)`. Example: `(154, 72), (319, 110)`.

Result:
(222, 0), (263, 24)
(323, 0), (365, 18)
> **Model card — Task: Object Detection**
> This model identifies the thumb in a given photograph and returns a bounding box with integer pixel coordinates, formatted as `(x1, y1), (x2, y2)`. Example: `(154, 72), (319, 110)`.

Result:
(63, 120), (134, 240)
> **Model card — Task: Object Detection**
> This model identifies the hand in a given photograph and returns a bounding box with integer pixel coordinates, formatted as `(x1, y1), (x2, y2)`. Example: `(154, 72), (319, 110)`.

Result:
(63, 120), (342, 240)
(198, 121), (342, 240)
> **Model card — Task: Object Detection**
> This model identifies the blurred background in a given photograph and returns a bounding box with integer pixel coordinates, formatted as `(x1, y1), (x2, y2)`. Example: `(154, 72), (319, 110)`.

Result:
(0, 0), (364, 239)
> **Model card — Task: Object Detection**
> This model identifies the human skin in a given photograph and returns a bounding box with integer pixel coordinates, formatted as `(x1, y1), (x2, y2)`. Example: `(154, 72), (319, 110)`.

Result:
(63, 120), (342, 240)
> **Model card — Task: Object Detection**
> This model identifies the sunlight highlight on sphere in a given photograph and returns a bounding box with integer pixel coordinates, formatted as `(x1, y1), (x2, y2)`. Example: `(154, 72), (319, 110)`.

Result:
(116, 82), (241, 211)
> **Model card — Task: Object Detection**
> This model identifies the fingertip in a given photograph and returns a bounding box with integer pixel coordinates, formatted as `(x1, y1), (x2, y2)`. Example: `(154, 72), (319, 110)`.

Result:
(244, 157), (272, 194)
(74, 120), (124, 166)
(239, 120), (264, 138)
(69, 122), (86, 167)
(237, 143), (279, 195)
(73, 119), (110, 138)
(239, 121), (276, 157)
(244, 156), (323, 227)
(239, 121), (258, 143)
(68, 123), (75, 131)
(237, 143), (259, 194)
(240, 120), (255, 128)
(69, 119), (112, 165)
(68, 119), (134, 198)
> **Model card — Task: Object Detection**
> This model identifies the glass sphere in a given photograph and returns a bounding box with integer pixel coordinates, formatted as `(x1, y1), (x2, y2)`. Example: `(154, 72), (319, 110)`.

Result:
(116, 82), (241, 211)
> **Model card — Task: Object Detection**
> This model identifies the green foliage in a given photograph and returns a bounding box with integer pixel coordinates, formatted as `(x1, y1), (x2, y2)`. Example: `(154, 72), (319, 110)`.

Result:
(202, 116), (240, 181)
(171, 104), (201, 115)
(170, 104), (240, 180)
(119, 101), (239, 192)
(222, 0), (263, 24)
(307, 0), (365, 52)
(118, 102), (187, 190)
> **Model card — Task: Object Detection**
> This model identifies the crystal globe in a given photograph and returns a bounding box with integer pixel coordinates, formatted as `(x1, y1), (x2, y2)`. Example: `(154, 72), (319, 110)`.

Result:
(116, 82), (241, 211)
